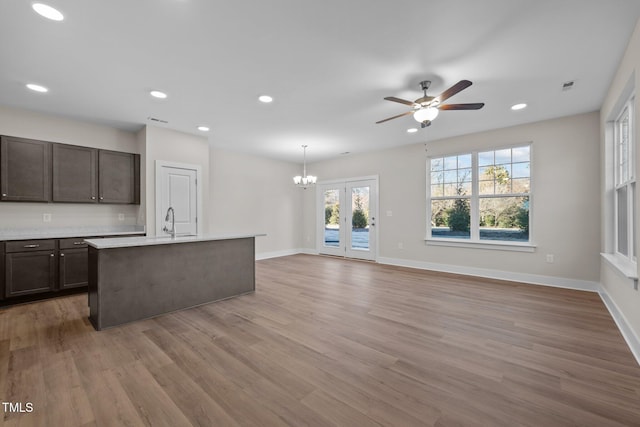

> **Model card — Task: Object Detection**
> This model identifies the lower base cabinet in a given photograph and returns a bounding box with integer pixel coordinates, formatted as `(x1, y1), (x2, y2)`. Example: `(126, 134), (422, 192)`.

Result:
(59, 248), (88, 289)
(1, 235), (139, 303)
(2, 237), (87, 299)
(5, 250), (56, 297)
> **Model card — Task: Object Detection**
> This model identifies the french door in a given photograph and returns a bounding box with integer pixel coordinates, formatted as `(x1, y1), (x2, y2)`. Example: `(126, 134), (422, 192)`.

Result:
(317, 177), (378, 261)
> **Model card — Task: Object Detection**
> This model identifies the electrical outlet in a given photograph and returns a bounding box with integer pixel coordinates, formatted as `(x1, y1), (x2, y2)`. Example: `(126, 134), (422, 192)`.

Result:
(387, 210), (393, 217)
(43, 213), (52, 223)
(546, 254), (555, 263)
(398, 242), (404, 249)
(118, 213), (125, 221)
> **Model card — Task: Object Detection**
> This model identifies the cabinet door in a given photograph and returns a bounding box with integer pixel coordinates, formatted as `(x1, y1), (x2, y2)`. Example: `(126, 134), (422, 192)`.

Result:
(0, 243), (5, 300)
(5, 251), (56, 297)
(98, 150), (140, 204)
(0, 136), (51, 202)
(59, 248), (88, 289)
(52, 144), (98, 203)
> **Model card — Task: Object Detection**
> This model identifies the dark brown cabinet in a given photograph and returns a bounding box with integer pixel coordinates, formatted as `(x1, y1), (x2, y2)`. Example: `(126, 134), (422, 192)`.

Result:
(58, 238), (89, 289)
(5, 239), (56, 297)
(1, 135), (140, 205)
(52, 144), (98, 203)
(98, 150), (140, 204)
(0, 136), (51, 202)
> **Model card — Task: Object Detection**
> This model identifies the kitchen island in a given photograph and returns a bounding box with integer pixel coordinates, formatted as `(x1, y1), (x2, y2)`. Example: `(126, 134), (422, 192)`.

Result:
(85, 233), (264, 330)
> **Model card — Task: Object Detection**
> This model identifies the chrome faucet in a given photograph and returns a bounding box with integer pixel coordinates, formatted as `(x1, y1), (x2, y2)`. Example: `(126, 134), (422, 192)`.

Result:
(162, 206), (176, 238)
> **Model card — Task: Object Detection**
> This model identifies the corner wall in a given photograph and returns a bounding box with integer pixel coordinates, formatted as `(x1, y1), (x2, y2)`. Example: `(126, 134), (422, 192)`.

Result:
(600, 17), (640, 353)
(208, 147), (302, 257)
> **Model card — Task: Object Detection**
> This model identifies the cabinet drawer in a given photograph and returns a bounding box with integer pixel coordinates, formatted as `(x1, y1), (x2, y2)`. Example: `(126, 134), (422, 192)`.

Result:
(59, 238), (89, 249)
(5, 239), (56, 253)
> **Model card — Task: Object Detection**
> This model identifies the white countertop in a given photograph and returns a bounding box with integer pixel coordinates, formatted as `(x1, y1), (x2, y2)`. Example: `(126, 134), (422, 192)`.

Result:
(85, 233), (266, 249)
(0, 225), (146, 241)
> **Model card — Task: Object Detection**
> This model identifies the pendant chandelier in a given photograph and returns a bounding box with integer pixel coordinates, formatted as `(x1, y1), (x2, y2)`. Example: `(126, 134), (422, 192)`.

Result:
(293, 145), (317, 189)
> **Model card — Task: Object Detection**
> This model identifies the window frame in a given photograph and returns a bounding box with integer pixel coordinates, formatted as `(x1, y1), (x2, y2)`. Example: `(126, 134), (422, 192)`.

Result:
(613, 94), (636, 264)
(426, 143), (534, 251)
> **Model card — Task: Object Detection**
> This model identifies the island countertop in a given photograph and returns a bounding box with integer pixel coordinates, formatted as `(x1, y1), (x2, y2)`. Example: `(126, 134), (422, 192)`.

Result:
(85, 232), (266, 249)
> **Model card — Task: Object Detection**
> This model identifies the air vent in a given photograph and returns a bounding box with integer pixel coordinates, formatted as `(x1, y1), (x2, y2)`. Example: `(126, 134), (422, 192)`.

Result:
(562, 81), (575, 91)
(147, 116), (168, 124)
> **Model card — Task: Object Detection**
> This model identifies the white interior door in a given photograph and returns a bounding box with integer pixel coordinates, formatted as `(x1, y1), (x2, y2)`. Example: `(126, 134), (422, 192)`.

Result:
(156, 162), (200, 236)
(317, 177), (378, 261)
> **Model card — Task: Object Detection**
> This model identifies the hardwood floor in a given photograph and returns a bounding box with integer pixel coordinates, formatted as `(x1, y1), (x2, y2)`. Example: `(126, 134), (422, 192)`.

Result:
(1, 254), (640, 426)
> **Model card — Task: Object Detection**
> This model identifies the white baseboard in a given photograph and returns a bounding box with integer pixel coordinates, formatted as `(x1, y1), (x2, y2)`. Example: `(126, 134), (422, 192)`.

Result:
(255, 248), (316, 260)
(377, 256), (600, 292)
(598, 288), (640, 366)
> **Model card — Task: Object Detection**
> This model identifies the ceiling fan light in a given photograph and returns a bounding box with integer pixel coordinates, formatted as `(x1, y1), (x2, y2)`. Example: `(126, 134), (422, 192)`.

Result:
(413, 107), (439, 123)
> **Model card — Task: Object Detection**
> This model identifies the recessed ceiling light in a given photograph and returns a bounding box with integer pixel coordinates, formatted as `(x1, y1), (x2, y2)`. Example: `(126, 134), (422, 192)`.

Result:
(407, 128), (418, 133)
(26, 83), (48, 93)
(150, 90), (167, 99)
(511, 103), (527, 111)
(258, 95), (273, 103)
(32, 3), (64, 21)
(197, 126), (210, 132)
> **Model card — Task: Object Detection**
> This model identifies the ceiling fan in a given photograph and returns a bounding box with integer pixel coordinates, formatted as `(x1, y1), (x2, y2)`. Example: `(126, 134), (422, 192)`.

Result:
(376, 80), (484, 128)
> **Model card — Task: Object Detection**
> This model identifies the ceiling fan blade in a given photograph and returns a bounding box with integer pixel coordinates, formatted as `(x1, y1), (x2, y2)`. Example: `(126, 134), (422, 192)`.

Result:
(435, 80), (473, 104)
(376, 110), (413, 124)
(439, 103), (485, 110)
(384, 96), (416, 106)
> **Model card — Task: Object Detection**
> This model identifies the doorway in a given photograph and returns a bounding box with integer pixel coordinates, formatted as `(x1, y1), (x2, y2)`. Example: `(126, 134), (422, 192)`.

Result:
(155, 161), (202, 236)
(317, 176), (378, 261)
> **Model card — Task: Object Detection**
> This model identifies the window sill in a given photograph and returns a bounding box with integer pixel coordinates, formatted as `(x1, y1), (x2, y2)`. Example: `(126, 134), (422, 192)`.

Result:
(425, 238), (536, 252)
(600, 253), (638, 282)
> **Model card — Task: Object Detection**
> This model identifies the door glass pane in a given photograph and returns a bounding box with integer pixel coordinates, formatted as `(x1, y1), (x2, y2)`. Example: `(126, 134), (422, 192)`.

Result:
(324, 189), (340, 247)
(351, 186), (369, 250)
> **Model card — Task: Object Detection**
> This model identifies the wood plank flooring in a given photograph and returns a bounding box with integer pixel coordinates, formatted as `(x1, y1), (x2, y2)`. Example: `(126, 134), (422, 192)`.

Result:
(1, 254), (640, 426)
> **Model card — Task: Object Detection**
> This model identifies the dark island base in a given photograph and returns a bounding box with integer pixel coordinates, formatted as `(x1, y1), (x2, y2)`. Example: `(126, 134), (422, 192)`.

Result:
(88, 237), (256, 330)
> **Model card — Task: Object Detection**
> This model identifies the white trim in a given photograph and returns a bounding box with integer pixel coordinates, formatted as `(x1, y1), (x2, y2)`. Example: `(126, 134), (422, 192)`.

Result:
(377, 256), (599, 292)
(600, 252), (638, 282)
(155, 160), (203, 236)
(316, 176), (379, 261)
(427, 144), (532, 246)
(426, 238), (536, 252)
(256, 248), (303, 260)
(598, 286), (640, 366)
(317, 175), (379, 185)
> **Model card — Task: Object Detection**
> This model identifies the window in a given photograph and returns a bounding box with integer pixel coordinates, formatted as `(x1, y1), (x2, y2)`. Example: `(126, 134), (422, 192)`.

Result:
(614, 96), (635, 262)
(428, 144), (531, 246)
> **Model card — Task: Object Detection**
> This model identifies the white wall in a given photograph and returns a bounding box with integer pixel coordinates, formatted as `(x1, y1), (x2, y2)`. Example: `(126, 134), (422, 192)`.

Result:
(0, 106), (141, 228)
(209, 147), (302, 257)
(143, 125), (209, 236)
(303, 111), (601, 284)
(600, 18), (640, 343)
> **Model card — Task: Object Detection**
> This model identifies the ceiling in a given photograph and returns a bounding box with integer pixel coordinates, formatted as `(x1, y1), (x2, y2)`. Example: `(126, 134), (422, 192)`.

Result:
(1, 1), (639, 163)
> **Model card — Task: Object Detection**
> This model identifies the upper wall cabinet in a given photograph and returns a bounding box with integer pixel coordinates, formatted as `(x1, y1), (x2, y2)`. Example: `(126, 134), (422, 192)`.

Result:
(98, 150), (140, 204)
(0, 136), (51, 202)
(52, 144), (98, 203)
(1, 135), (140, 205)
